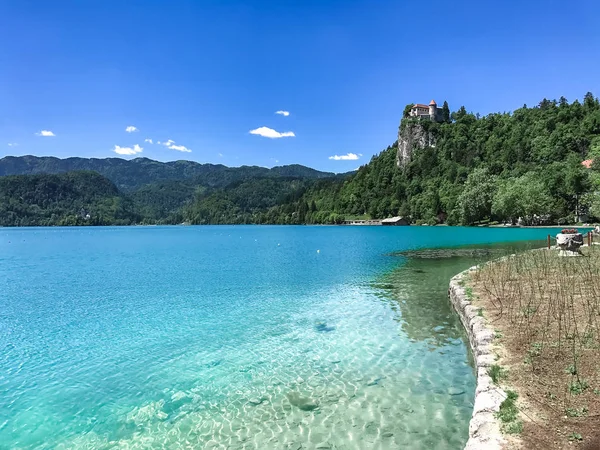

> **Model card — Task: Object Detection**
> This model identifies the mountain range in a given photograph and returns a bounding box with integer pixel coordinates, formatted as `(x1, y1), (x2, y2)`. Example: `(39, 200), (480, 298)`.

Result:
(0, 155), (344, 191)
(2, 93), (600, 227)
(0, 155), (352, 226)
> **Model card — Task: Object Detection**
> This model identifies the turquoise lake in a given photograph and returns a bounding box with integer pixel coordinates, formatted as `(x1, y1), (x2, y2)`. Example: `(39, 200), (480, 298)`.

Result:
(0, 226), (560, 449)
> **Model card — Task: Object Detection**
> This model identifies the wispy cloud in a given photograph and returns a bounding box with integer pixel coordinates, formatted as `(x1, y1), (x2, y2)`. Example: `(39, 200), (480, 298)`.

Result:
(7, 142), (17, 147)
(36, 130), (55, 137)
(275, 110), (290, 117)
(161, 139), (191, 152)
(249, 126), (295, 139)
(168, 144), (191, 152)
(218, 153), (223, 157)
(113, 144), (143, 155)
(144, 138), (153, 144)
(125, 126), (138, 133)
(328, 153), (361, 161)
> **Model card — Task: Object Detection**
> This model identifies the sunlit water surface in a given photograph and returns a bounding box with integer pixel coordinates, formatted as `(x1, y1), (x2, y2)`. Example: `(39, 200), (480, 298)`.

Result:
(0, 226), (558, 449)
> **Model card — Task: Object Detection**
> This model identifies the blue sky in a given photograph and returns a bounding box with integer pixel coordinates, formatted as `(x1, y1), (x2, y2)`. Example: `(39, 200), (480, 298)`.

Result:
(1, 0), (599, 172)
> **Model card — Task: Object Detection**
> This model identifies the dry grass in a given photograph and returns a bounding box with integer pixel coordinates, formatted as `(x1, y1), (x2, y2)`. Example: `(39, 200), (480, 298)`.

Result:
(469, 246), (600, 449)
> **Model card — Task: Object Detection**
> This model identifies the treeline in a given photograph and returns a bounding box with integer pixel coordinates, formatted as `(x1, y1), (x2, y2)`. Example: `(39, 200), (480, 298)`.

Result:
(284, 93), (600, 225)
(0, 171), (139, 226)
(0, 156), (340, 191)
(1, 93), (600, 227)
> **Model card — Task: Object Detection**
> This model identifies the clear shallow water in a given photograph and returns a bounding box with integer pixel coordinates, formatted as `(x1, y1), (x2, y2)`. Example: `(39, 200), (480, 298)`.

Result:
(0, 226), (558, 449)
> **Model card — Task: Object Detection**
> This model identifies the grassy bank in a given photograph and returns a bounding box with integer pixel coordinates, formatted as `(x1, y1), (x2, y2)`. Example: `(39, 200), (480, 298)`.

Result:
(467, 246), (600, 449)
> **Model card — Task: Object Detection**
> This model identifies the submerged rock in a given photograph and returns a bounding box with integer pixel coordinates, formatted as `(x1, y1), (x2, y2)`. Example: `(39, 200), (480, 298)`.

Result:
(448, 387), (465, 396)
(367, 376), (384, 386)
(126, 400), (168, 424)
(248, 397), (265, 406)
(314, 321), (335, 333)
(204, 359), (222, 368)
(284, 444), (303, 450)
(286, 391), (319, 411)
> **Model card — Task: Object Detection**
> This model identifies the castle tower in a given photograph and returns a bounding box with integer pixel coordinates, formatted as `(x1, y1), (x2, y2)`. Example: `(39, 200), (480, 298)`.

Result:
(429, 100), (437, 121)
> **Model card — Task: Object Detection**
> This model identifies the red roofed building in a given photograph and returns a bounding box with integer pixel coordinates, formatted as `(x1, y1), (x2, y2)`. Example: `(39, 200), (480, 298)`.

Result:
(582, 159), (594, 169)
(409, 100), (442, 122)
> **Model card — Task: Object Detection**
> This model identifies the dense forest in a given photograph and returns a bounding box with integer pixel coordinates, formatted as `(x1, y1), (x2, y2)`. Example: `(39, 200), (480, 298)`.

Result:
(294, 93), (600, 226)
(0, 156), (341, 191)
(0, 171), (139, 226)
(1, 93), (600, 227)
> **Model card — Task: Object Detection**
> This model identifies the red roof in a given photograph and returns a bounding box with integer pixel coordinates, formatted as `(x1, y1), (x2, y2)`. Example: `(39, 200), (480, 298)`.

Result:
(412, 104), (429, 109)
(582, 159), (594, 169)
(429, 100), (437, 105)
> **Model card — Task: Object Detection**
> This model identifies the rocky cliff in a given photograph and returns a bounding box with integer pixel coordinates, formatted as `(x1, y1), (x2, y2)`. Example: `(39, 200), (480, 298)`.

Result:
(397, 120), (436, 167)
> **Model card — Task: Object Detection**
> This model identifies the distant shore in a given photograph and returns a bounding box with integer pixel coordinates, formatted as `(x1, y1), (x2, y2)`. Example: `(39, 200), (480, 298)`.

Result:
(488, 224), (597, 229)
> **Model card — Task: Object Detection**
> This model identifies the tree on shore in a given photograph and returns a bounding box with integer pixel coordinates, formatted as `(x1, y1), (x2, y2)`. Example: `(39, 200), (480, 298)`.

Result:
(442, 101), (451, 123)
(458, 168), (497, 225)
(492, 173), (554, 225)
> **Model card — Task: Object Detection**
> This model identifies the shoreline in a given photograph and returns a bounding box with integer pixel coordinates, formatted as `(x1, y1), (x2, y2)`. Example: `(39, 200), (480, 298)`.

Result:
(0, 223), (595, 229)
(448, 267), (506, 450)
(461, 246), (600, 448)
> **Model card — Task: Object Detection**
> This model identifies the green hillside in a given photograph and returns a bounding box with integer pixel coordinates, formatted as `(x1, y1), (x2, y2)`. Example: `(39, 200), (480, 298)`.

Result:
(0, 171), (138, 226)
(1, 93), (600, 227)
(292, 93), (600, 225)
(0, 156), (340, 192)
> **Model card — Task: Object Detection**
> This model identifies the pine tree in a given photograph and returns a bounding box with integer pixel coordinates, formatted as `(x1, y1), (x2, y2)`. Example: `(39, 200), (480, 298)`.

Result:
(442, 101), (451, 123)
(403, 103), (415, 118)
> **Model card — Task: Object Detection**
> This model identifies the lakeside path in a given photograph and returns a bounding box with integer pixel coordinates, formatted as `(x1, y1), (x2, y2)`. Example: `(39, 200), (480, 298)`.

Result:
(453, 246), (600, 449)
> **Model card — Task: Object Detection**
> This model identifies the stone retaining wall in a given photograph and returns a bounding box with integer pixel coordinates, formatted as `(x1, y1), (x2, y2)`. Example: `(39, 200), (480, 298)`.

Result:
(448, 267), (506, 450)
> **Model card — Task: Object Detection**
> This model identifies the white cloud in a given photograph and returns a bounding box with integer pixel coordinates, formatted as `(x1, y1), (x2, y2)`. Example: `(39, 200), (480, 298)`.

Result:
(160, 139), (191, 152)
(157, 141), (161, 144)
(328, 153), (361, 161)
(218, 153), (223, 157)
(7, 142), (17, 147)
(168, 144), (191, 152)
(275, 110), (290, 117)
(125, 126), (138, 133)
(113, 144), (143, 155)
(36, 130), (55, 137)
(249, 126), (295, 139)
(144, 138), (153, 144)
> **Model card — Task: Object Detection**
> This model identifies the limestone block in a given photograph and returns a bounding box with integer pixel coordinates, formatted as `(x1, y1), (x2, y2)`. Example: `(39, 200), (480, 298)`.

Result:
(472, 389), (504, 415)
(477, 354), (496, 367)
(448, 270), (508, 449)
(475, 344), (493, 357)
(475, 374), (494, 395)
(475, 330), (495, 346)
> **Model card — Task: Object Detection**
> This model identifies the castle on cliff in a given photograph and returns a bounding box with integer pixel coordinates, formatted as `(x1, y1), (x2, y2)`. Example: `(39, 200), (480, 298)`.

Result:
(409, 100), (442, 122)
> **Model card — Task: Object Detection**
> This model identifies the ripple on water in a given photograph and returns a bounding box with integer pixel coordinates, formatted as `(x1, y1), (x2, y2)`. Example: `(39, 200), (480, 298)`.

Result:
(8, 228), (545, 449)
(43, 285), (474, 450)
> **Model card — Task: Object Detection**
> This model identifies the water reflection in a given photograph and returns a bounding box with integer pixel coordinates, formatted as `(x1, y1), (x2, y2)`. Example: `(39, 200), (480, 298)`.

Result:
(373, 241), (545, 345)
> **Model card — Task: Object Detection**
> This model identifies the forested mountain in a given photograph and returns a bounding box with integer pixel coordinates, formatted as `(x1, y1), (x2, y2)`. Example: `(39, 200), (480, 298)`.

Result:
(284, 93), (600, 226)
(0, 171), (139, 226)
(2, 93), (600, 227)
(0, 156), (340, 192)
